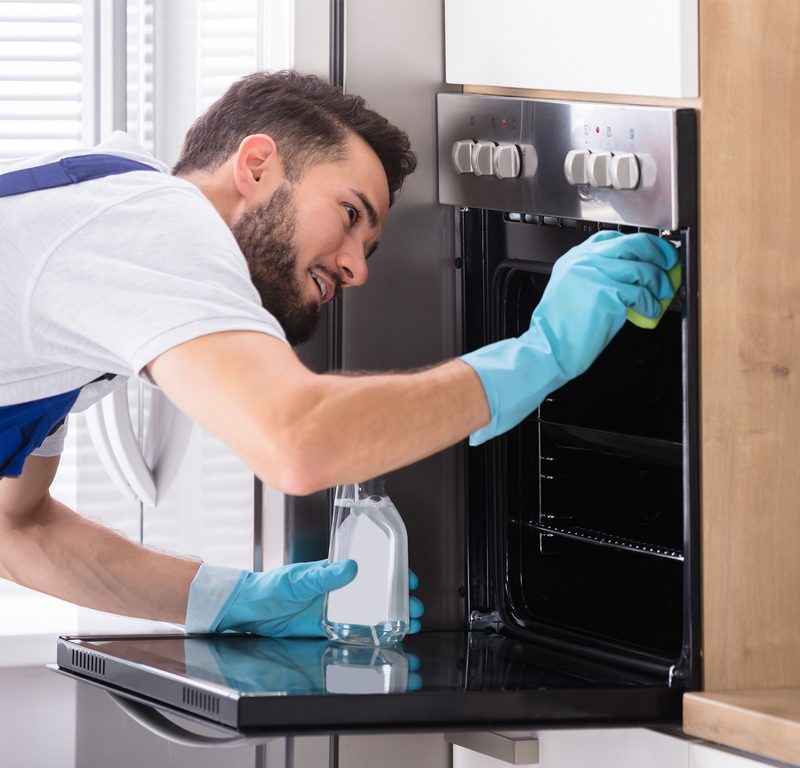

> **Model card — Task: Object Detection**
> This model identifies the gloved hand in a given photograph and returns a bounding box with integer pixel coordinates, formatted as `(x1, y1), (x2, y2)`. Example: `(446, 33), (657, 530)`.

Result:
(185, 559), (424, 637)
(462, 231), (678, 445)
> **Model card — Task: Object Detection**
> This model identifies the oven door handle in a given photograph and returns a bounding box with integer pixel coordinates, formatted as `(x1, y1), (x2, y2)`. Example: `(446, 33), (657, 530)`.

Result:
(446, 731), (540, 764)
(108, 693), (273, 748)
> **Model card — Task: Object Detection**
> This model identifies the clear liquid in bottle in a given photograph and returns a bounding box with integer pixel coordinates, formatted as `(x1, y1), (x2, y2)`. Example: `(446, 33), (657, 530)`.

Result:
(323, 478), (409, 646)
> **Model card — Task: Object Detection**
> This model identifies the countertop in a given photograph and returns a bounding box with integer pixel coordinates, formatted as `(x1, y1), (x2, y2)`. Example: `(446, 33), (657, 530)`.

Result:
(684, 689), (800, 766)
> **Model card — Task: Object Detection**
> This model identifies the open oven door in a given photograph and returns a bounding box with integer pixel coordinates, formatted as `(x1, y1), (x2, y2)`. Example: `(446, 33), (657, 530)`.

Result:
(52, 630), (683, 738)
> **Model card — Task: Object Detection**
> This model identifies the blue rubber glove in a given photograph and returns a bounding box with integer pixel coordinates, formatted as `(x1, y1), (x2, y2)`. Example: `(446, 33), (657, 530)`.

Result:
(185, 560), (425, 637)
(462, 231), (678, 445)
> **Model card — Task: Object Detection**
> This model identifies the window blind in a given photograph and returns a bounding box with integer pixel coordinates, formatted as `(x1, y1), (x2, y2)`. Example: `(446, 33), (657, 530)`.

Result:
(0, 0), (86, 158)
(198, 0), (258, 111)
(126, 0), (154, 152)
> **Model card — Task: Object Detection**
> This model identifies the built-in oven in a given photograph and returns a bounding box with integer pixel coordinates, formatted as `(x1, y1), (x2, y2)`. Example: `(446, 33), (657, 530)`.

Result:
(53, 93), (698, 739)
(445, 93), (699, 689)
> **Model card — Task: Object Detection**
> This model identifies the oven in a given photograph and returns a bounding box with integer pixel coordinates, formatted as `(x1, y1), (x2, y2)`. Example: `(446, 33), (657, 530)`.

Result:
(441, 93), (699, 689)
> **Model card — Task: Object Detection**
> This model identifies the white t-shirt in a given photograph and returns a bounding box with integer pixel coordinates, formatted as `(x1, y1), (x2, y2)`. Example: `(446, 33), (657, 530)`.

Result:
(1, 132), (288, 455)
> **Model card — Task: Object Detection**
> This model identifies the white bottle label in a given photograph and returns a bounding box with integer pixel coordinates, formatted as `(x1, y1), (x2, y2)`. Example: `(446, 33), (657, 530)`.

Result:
(327, 507), (392, 625)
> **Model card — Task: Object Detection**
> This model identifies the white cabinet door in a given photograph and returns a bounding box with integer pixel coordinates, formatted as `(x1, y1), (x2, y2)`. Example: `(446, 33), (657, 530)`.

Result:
(452, 728), (691, 768)
(445, 0), (698, 98)
(689, 742), (774, 768)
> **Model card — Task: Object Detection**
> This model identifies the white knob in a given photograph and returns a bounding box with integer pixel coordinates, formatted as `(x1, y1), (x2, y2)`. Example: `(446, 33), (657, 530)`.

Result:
(451, 140), (474, 174)
(493, 144), (521, 179)
(610, 152), (641, 190)
(586, 151), (613, 188)
(564, 149), (590, 185)
(471, 141), (495, 176)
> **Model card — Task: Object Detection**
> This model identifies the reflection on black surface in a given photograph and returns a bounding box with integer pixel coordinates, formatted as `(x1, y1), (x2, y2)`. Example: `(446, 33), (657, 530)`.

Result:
(188, 638), (327, 693)
(75, 630), (672, 699)
(185, 638), (421, 694)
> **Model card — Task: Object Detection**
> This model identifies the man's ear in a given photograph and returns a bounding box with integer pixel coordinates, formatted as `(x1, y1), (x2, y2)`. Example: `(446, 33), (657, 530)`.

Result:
(232, 134), (284, 203)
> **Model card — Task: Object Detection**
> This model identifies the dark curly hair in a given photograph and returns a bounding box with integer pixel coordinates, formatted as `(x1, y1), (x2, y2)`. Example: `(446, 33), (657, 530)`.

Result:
(173, 70), (416, 205)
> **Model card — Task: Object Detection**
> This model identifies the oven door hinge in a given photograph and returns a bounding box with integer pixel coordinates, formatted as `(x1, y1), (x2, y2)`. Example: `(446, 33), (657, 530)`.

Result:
(667, 643), (694, 687)
(469, 610), (502, 632)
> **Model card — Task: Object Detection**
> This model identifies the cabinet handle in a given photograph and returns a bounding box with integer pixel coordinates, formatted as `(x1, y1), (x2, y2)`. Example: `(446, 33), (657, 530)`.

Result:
(445, 732), (539, 765)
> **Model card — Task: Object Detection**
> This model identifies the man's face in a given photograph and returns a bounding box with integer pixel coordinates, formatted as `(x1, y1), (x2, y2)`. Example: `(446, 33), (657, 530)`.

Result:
(231, 134), (390, 346)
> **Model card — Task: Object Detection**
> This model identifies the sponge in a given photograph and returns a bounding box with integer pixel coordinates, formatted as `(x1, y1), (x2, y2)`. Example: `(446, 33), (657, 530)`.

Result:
(626, 261), (682, 330)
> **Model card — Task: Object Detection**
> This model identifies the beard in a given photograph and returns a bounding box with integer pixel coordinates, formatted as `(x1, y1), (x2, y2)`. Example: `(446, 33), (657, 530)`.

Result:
(231, 182), (321, 346)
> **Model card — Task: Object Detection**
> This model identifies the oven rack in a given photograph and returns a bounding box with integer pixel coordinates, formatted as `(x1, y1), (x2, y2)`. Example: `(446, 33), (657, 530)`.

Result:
(514, 519), (684, 562)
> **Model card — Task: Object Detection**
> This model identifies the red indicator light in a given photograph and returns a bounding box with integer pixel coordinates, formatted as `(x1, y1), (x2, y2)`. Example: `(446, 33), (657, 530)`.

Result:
(501, 118), (507, 127)
(595, 126), (600, 133)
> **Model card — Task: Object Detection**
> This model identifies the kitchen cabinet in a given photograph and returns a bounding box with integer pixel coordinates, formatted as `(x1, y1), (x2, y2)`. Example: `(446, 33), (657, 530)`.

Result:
(449, 728), (793, 768)
(688, 742), (782, 768)
(691, 0), (800, 695)
(451, 729), (691, 768)
(444, 0), (698, 97)
(0, 665), (76, 768)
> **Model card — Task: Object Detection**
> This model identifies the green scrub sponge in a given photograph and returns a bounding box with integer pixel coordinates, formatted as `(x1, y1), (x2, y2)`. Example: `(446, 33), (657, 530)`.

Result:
(626, 261), (682, 330)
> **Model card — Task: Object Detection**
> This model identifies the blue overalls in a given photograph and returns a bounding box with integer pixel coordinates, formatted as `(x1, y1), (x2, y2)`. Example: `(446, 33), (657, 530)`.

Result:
(0, 154), (158, 478)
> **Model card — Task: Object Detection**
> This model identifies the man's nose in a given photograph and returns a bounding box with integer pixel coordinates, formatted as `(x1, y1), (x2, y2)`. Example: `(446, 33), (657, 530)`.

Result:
(336, 238), (369, 287)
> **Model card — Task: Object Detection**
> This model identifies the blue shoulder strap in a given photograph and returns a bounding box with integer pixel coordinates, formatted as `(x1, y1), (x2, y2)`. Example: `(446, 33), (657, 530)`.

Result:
(0, 153), (157, 197)
(0, 153), (159, 478)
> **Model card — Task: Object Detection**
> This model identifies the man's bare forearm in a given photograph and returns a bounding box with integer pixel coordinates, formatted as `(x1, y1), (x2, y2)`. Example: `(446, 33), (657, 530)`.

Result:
(149, 332), (492, 496)
(0, 458), (200, 623)
(292, 359), (489, 491)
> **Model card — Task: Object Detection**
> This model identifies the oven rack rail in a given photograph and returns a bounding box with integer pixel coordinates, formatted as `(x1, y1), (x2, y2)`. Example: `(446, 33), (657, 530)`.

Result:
(516, 520), (684, 562)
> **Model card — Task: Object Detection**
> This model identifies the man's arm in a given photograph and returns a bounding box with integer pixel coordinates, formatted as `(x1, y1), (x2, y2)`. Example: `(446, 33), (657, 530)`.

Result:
(147, 331), (490, 496)
(0, 455), (200, 623)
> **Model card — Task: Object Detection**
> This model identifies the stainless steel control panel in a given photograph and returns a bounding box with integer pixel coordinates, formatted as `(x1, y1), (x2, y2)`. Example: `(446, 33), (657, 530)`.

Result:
(437, 93), (694, 230)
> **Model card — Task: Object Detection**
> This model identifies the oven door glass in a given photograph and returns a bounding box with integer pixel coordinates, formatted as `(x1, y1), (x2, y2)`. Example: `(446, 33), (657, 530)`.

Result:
(501, 420), (685, 662)
(492, 258), (687, 669)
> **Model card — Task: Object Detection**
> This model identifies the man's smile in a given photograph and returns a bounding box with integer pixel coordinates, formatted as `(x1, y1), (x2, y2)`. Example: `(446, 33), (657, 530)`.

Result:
(310, 268), (338, 305)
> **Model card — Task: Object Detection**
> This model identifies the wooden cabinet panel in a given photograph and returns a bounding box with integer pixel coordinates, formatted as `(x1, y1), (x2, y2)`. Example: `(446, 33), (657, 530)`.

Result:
(685, 689), (800, 766)
(698, 0), (800, 692)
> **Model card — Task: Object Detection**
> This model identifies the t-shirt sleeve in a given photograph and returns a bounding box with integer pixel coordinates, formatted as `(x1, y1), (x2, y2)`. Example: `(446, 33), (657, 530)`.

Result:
(26, 185), (288, 378)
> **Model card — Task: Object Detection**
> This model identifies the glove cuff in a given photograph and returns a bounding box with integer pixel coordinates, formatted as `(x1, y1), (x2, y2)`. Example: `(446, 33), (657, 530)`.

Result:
(461, 330), (567, 446)
(185, 563), (249, 634)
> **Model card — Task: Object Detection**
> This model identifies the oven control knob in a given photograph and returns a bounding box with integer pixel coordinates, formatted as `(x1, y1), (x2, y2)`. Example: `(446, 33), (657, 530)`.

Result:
(586, 151), (613, 188)
(493, 144), (521, 179)
(451, 140), (475, 174)
(471, 141), (496, 177)
(610, 151), (641, 190)
(564, 149), (590, 185)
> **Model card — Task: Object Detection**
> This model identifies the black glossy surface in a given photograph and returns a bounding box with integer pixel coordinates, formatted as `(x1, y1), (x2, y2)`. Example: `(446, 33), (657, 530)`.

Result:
(58, 631), (682, 732)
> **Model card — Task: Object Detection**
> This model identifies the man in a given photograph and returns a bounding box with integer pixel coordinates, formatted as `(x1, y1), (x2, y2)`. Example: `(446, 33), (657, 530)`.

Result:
(0, 71), (676, 636)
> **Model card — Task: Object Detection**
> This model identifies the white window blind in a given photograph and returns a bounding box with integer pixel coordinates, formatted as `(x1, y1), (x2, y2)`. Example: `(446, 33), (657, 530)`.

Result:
(198, 0), (259, 111)
(0, 0), (88, 158)
(126, 0), (154, 152)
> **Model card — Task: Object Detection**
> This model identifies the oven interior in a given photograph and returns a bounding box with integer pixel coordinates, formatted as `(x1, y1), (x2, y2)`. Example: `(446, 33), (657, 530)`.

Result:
(462, 210), (698, 685)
